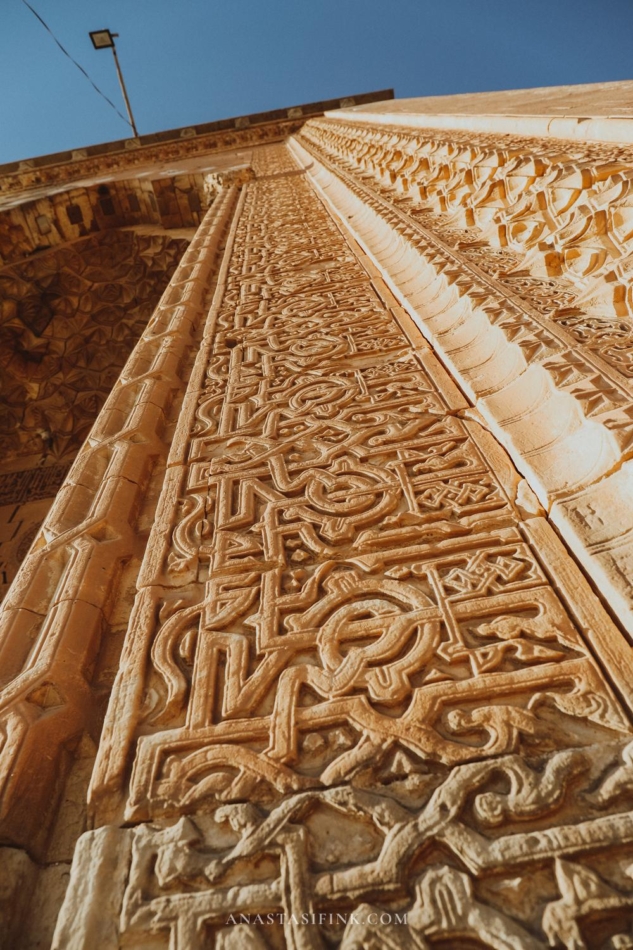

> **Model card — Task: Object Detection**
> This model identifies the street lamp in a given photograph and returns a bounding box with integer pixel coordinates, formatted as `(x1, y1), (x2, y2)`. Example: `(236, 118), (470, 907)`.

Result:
(89, 29), (139, 138)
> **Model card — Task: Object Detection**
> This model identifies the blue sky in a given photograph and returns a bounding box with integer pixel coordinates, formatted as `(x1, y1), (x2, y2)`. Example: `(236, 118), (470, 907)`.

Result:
(2, 0), (633, 164)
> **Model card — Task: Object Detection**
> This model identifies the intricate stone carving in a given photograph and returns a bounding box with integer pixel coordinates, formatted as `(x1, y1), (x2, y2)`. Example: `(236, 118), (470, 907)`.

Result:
(36, 143), (628, 949)
(3, 92), (633, 948)
(0, 90), (394, 210)
(57, 739), (633, 948)
(0, 187), (237, 855)
(291, 125), (633, 639)
(0, 228), (193, 603)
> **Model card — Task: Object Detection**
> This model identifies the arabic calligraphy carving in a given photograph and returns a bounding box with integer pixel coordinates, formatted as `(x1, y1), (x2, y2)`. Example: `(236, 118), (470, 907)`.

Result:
(5, 123), (633, 948)
(87, 147), (630, 842)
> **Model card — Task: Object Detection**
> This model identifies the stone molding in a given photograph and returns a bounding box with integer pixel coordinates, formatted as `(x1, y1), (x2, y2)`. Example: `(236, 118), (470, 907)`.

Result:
(3, 96), (633, 949)
(0, 91), (393, 210)
(52, 141), (633, 950)
(0, 184), (238, 855)
(291, 120), (633, 638)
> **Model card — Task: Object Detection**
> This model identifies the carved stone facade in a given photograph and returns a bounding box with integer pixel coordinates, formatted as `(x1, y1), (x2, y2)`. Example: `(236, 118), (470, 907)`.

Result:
(2, 85), (633, 949)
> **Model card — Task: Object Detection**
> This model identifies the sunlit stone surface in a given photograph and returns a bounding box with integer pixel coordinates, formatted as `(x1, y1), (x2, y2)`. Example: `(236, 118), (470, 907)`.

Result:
(3, 85), (633, 950)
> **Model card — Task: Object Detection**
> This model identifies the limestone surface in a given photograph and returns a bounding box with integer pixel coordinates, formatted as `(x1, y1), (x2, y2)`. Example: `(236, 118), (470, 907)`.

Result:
(1, 86), (633, 949)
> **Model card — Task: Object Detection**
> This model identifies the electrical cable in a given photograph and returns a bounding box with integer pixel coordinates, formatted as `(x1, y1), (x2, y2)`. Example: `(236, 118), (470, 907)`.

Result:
(19, 0), (134, 132)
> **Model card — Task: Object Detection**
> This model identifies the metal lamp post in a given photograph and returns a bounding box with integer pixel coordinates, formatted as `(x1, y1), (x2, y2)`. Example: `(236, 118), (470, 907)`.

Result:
(89, 29), (139, 138)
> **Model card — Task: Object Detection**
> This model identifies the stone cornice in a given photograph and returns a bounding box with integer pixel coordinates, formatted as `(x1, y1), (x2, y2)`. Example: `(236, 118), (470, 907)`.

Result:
(0, 90), (393, 209)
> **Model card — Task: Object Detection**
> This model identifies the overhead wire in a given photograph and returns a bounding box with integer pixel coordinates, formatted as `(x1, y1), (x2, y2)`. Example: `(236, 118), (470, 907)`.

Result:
(19, 0), (134, 132)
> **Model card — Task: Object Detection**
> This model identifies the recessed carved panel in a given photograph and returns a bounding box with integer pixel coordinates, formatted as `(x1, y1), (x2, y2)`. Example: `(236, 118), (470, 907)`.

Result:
(1, 109), (633, 949)
(85, 150), (633, 949)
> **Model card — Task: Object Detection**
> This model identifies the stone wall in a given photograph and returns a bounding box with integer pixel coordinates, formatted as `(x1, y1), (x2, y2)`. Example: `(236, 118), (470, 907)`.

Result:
(2, 87), (633, 949)
(0, 228), (190, 602)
